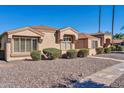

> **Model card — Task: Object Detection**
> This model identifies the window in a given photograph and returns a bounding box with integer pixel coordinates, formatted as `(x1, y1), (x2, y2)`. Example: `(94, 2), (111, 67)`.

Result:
(26, 39), (31, 52)
(20, 38), (25, 52)
(63, 36), (72, 42)
(61, 36), (72, 50)
(14, 37), (38, 52)
(32, 39), (37, 50)
(91, 40), (98, 48)
(14, 38), (19, 52)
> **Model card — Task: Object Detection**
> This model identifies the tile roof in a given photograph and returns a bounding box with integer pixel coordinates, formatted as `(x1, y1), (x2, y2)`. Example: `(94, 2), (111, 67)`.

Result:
(30, 26), (58, 33)
(79, 33), (97, 39)
(112, 39), (124, 44)
(91, 32), (105, 35)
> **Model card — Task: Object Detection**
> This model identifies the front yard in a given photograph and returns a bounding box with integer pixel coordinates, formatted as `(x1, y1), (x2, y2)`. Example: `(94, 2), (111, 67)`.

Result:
(0, 56), (119, 88)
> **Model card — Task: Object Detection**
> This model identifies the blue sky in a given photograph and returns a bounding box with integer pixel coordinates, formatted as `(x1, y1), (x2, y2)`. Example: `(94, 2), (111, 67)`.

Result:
(0, 5), (124, 34)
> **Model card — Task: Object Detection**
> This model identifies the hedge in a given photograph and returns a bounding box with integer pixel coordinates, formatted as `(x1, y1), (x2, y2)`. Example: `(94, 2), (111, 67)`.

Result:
(43, 48), (61, 60)
(104, 47), (111, 53)
(66, 49), (77, 59)
(110, 45), (116, 51)
(77, 48), (89, 57)
(31, 51), (41, 61)
(96, 48), (104, 54)
(117, 46), (124, 51)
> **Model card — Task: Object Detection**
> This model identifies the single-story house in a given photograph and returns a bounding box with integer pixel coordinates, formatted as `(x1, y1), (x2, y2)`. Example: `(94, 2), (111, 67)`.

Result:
(91, 32), (112, 47)
(0, 26), (105, 61)
(112, 39), (124, 46)
(75, 33), (101, 55)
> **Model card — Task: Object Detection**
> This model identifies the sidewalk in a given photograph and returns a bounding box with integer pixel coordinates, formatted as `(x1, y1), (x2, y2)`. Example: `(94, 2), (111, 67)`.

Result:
(80, 57), (124, 86)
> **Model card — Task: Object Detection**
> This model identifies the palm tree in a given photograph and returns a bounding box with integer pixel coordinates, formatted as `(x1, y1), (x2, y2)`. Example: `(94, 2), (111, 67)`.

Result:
(98, 5), (101, 33)
(112, 5), (115, 45)
(113, 33), (124, 39)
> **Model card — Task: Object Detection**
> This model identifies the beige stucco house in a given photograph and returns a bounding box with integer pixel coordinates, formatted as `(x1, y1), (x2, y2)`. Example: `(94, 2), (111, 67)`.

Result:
(0, 26), (107, 61)
(75, 33), (101, 55)
(91, 32), (112, 47)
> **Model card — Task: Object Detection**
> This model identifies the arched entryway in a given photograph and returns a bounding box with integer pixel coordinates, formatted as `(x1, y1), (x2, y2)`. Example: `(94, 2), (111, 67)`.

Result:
(106, 38), (111, 45)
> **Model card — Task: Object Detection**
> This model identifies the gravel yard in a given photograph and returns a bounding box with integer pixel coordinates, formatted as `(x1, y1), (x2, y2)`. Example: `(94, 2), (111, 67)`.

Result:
(0, 58), (120, 88)
(95, 53), (124, 60)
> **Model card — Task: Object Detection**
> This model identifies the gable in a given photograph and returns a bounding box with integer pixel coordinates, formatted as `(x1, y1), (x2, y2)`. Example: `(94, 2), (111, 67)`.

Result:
(12, 30), (41, 37)
(60, 27), (79, 40)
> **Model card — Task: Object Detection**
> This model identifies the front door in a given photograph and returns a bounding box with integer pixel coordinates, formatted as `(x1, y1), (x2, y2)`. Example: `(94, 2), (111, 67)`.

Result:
(61, 36), (72, 50)
(61, 41), (71, 50)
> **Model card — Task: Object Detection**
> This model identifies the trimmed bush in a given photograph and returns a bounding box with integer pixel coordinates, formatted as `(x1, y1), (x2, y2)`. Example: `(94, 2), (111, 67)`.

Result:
(66, 49), (77, 59)
(96, 48), (104, 54)
(117, 46), (124, 51)
(110, 45), (116, 51)
(43, 48), (61, 60)
(77, 48), (89, 57)
(104, 47), (111, 53)
(31, 51), (41, 61)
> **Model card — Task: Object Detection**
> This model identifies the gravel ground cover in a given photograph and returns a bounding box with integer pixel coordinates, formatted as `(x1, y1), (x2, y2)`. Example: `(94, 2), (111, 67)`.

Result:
(0, 57), (119, 88)
(95, 53), (124, 60)
(110, 74), (124, 88)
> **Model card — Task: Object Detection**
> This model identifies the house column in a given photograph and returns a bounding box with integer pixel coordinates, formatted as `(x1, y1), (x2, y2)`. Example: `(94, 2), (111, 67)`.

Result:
(5, 42), (11, 61)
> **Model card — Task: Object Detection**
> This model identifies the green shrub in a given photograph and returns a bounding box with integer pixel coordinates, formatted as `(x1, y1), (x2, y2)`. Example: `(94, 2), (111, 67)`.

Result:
(104, 47), (111, 53)
(77, 48), (89, 57)
(96, 48), (104, 54)
(110, 45), (116, 51)
(31, 51), (41, 61)
(66, 49), (77, 59)
(117, 46), (124, 51)
(43, 48), (61, 60)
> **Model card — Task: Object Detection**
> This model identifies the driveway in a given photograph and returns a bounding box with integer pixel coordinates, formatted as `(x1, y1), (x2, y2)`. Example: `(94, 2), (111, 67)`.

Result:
(0, 57), (119, 88)
(96, 53), (124, 60)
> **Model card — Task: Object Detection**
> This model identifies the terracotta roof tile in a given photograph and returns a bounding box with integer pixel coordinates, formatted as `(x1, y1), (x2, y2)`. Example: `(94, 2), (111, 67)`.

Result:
(79, 33), (97, 39)
(30, 26), (58, 33)
(112, 39), (124, 44)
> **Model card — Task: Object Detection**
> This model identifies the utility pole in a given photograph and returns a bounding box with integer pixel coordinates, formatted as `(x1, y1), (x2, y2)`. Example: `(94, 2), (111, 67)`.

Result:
(112, 5), (115, 45)
(98, 5), (101, 33)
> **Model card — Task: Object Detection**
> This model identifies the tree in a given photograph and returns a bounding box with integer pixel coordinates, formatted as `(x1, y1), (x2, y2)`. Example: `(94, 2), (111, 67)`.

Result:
(113, 33), (124, 39)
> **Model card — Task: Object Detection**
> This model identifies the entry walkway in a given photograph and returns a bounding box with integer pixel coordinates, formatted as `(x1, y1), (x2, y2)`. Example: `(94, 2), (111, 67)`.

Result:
(80, 56), (124, 86)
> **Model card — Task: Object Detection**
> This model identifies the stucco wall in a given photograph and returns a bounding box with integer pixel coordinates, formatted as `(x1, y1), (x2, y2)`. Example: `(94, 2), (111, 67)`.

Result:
(60, 28), (78, 40)
(88, 38), (101, 48)
(39, 32), (60, 51)
(89, 48), (97, 55)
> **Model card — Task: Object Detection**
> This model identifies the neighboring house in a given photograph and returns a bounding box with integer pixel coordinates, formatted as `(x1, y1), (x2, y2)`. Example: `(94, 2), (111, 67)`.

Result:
(0, 26), (104, 61)
(75, 33), (101, 55)
(112, 39), (124, 46)
(91, 32), (112, 47)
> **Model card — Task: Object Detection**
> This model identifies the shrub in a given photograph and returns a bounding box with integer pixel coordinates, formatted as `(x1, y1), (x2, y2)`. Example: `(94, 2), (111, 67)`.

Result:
(66, 49), (77, 59)
(43, 48), (61, 60)
(117, 46), (124, 51)
(77, 48), (89, 57)
(96, 48), (104, 54)
(31, 51), (41, 61)
(110, 45), (116, 51)
(104, 47), (111, 53)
